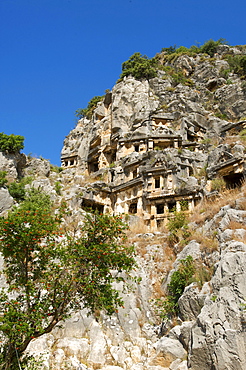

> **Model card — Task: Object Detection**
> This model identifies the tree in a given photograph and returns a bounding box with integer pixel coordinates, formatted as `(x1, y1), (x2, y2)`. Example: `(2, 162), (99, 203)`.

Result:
(119, 52), (158, 81)
(0, 189), (136, 369)
(199, 38), (227, 57)
(0, 133), (24, 154)
(75, 95), (104, 119)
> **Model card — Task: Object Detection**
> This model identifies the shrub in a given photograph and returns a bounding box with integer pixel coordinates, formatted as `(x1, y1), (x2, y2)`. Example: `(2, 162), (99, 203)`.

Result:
(156, 256), (195, 319)
(167, 211), (190, 247)
(55, 181), (62, 195)
(210, 177), (226, 192)
(8, 182), (25, 201)
(239, 129), (246, 142)
(160, 65), (194, 86)
(0, 171), (7, 187)
(199, 38), (227, 57)
(168, 256), (195, 306)
(160, 38), (227, 59)
(119, 52), (158, 81)
(75, 95), (104, 119)
(50, 164), (63, 173)
(0, 133), (24, 154)
(8, 177), (33, 202)
(226, 55), (246, 78)
(0, 192), (136, 369)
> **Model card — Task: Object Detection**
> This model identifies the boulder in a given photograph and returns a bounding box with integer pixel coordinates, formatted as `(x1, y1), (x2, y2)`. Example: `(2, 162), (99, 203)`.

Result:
(155, 337), (186, 365)
(0, 187), (13, 214)
(189, 240), (246, 369)
(24, 157), (50, 177)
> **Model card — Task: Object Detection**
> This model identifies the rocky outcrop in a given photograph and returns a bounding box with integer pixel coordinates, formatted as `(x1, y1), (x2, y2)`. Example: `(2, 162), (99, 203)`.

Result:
(60, 44), (246, 231)
(0, 152), (26, 180)
(189, 240), (246, 370)
(1, 43), (246, 369)
(0, 188), (13, 214)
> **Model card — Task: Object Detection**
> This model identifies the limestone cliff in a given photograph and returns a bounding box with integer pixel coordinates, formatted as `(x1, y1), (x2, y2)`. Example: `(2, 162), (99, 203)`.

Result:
(0, 43), (246, 369)
(61, 44), (246, 230)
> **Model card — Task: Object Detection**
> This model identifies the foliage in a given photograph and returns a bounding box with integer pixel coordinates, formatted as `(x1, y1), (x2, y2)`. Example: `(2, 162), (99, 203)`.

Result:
(54, 181), (62, 195)
(75, 95), (104, 119)
(8, 181), (26, 202)
(167, 211), (190, 246)
(161, 45), (177, 54)
(0, 190), (136, 369)
(0, 171), (7, 188)
(156, 256), (195, 319)
(0, 133), (24, 154)
(239, 128), (246, 142)
(50, 164), (63, 173)
(8, 177), (33, 202)
(160, 38), (227, 59)
(180, 200), (189, 211)
(119, 52), (158, 81)
(167, 255), (195, 309)
(226, 55), (246, 79)
(199, 38), (227, 57)
(210, 177), (226, 192)
(161, 66), (194, 86)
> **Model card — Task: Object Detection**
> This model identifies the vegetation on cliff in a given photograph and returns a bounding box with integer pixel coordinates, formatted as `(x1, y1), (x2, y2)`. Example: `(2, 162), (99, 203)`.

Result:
(0, 189), (136, 369)
(0, 133), (24, 154)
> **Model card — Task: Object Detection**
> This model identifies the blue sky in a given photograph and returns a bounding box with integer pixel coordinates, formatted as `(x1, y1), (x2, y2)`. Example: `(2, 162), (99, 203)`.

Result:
(0, 0), (245, 166)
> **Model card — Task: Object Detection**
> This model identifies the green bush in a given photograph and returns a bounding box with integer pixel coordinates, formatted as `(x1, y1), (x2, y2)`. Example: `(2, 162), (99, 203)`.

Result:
(50, 164), (63, 173)
(0, 133), (24, 154)
(119, 52), (158, 81)
(160, 66), (194, 86)
(160, 38), (227, 58)
(0, 192), (136, 369)
(155, 256), (195, 319)
(167, 255), (195, 308)
(226, 55), (246, 78)
(8, 177), (33, 202)
(199, 38), (227, 57)
(167, 211), (187, 232)
(210, 177), (226, 191)
(0, 171), (7, 188)
(75, 95), (104, 119)
(8, 182), (25, 201)
(167, 211), (190, 246)
(55, 181), (62, 195)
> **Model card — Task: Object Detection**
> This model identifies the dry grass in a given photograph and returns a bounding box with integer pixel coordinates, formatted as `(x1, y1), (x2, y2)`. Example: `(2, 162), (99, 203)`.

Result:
(193, 262), (214, 289)
(127, 219), (150, 236)
(190, 185), (244, 225)
(227, 220), (246, 230)
(186, 231), (219, 252)
(152, 280), (164, 299)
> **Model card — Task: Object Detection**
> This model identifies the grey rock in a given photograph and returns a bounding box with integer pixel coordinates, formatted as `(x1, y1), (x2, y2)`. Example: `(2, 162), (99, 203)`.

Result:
(189, 240), (246, 370)
(24, 157), (50, 177)
(155, 337), (186, 363)
(178, 282), (211, 321)
(0, 152), (26, 180)
(0, 187), (13, 214)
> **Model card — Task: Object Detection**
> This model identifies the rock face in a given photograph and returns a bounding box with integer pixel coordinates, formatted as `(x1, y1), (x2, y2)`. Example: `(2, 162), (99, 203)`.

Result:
(189, 241), (246, 370)
(61, 44), (246, 231)
(1, 43), (246, 369)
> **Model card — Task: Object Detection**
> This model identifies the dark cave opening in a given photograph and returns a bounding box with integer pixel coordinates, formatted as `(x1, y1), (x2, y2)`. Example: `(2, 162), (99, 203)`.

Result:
(223, 173), (245, 189)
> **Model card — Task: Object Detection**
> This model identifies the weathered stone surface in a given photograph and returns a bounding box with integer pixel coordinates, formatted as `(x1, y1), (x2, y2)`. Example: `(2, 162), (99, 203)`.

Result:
(31, 178), (57, 200)
(24, 157), (50, 177)
(178, 282), (211, 321)
(0, 152), (26, 180)
(0, 187), (13, 214)
(4, 44), (246, 370)
(189, 240), (246, 370)
(155, 337), (186, 365)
